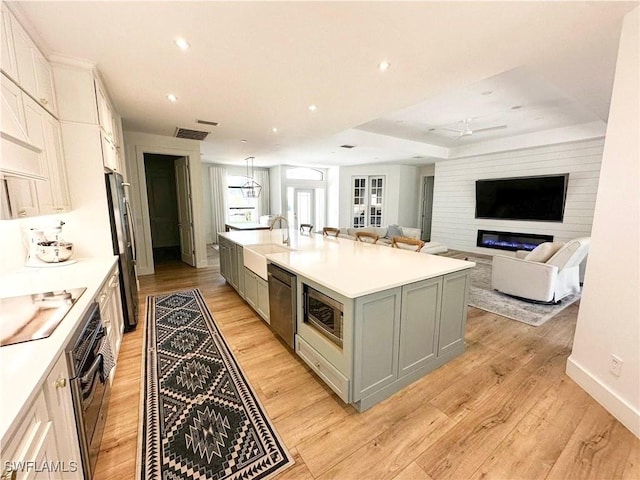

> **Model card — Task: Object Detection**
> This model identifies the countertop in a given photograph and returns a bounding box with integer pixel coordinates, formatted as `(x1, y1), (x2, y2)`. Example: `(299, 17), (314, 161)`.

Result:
(219, 230), (474, 298)
(0, 256), (118, 445)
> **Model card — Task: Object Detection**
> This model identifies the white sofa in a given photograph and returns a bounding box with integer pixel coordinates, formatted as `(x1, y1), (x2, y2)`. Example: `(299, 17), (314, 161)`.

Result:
(491, 237), (590, 303)
(337, 225), (448, 254)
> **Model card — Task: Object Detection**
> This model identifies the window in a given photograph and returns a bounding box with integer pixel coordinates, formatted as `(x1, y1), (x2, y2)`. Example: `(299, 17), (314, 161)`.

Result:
(352, 176), (385, 227)
(227, 175), (258, 222)
(286, 167), (323, 181)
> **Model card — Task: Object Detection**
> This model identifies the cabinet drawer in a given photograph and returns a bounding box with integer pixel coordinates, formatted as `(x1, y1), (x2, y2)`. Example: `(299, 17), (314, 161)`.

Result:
(296, 335), (350, 403)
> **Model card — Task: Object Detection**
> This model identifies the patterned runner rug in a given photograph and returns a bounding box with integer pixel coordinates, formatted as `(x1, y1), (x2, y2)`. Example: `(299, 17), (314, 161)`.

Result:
(140, 289), (293, 480)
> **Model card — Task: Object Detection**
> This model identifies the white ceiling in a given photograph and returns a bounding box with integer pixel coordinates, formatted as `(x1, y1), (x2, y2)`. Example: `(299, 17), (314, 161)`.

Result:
(11, 1), (637, 168)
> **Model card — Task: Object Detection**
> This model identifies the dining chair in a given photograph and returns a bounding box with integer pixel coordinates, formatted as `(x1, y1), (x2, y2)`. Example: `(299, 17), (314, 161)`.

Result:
(355, 231), (379, 244)
(391, 236), (425, 252)
(322, 227), (340, 237)
(300, 224), (313, 234)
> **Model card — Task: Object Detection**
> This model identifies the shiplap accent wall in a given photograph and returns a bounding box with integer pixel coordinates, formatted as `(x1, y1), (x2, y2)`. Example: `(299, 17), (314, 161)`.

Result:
(431, 138), (604, 254)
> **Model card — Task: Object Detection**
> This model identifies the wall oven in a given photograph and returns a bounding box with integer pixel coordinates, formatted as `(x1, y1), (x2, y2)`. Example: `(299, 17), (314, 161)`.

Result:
(303, 285), (344, 347)
(66, 302), (112, 480)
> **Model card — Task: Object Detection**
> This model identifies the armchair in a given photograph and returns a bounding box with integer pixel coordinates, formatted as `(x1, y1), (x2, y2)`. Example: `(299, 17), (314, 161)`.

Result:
(491, 237), (590, 303)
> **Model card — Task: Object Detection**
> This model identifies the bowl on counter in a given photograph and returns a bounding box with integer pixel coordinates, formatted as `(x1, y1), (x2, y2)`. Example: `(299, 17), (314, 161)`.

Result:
(35, 241), (74, 263)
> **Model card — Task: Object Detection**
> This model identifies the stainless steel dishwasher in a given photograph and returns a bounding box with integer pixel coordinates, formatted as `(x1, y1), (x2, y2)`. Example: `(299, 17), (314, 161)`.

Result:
(267, 263), (296, 348)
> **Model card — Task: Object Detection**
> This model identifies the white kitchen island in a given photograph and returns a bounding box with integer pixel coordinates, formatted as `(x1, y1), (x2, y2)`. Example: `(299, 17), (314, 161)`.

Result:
(218, 230), (475, 411)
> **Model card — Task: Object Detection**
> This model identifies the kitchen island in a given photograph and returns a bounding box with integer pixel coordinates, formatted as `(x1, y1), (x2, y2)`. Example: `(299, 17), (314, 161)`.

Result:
(218, 230), (474, 411)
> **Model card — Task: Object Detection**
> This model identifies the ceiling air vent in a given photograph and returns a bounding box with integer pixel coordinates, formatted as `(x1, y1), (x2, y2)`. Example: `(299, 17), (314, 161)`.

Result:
(197, 119), (219, 126)
(175, 128), (210, 141)
(340, 144), (356, 149)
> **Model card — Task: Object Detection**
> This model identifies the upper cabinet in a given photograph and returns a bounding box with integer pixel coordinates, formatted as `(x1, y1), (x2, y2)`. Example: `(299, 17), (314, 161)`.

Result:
(0, 4), (71, 219)
(2, 4), (58, 116)
(95, 76), (123, 173)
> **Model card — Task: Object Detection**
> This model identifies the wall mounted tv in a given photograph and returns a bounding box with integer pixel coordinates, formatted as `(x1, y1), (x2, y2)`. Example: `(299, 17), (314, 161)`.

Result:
(475, 174), (569, 222)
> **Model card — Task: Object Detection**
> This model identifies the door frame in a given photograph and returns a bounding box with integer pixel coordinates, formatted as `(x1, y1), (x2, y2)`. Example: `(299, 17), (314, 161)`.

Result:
(130, 142), (206, 275)
(174, 157), (196, 266)
(292, 187), (315, 230)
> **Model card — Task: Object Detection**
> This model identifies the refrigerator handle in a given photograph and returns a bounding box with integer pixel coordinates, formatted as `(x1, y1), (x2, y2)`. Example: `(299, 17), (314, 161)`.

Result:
(124, 198), (137, 263)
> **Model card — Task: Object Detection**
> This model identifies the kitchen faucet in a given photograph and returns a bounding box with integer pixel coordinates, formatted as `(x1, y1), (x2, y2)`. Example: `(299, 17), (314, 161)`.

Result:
(269, 215), (290, 245)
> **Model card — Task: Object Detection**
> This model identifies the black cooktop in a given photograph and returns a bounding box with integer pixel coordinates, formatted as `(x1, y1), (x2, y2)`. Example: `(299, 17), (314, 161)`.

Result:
(0, 288), (86, 347)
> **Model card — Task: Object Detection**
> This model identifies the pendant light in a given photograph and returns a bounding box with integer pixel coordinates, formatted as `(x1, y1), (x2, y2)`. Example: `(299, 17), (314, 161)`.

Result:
(240, 156), (262, 198)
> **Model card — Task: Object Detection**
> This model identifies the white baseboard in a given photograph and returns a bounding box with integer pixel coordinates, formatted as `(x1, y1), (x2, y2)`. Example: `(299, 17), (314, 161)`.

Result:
(566, 356), (640, 438)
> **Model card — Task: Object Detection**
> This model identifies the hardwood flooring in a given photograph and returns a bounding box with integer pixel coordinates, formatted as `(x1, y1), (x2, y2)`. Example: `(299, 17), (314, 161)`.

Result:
(93, 247), (639, 480)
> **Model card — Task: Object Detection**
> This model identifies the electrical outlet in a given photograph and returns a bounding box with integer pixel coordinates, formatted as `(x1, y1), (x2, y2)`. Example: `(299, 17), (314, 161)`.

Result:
(610, 355), (623, 376)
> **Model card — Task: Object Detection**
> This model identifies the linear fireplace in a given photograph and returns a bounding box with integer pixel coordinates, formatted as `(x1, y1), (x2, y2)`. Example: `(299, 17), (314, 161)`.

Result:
(477, 230), (553, 252)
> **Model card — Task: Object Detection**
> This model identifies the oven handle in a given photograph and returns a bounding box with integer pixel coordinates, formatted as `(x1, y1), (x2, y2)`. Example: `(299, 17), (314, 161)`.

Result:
(79, 354), (104, 409)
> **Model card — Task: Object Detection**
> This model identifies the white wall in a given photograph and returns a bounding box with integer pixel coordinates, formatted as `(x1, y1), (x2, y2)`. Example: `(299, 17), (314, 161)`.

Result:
(123, 131), (207, 275)
(326, 166), (340, 227)
(567, 7), (639, 438)
(431, 138), (604, 254)
(338, 164), (420, 228)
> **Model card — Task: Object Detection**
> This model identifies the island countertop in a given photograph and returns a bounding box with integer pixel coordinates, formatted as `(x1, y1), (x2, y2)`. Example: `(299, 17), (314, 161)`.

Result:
(219, 230), (474, 298)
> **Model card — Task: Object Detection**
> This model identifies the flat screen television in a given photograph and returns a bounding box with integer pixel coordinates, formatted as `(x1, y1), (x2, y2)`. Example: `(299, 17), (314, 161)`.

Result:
(475, 174), (569, 222)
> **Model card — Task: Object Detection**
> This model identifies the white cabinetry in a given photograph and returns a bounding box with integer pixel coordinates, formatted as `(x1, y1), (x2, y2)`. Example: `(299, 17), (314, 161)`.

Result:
(95, 77), (122, 173)
(0, 5), (18, 80)
(1, 73), (44, 179)
(22, 94), (71, 214)
(98, 265), (124, 379)
(41, 355), (83, 479)
(3, 5), (57, 117)
(0, 354), (83, 480)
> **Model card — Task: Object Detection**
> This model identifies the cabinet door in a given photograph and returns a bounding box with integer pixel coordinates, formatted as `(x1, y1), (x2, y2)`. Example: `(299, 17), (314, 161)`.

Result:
(42, 354), (84, 479)
(95, 80), (114, 139)
(100, 131), (118, 172)
(33, 52), (57, 116)
(228, 241), (238, 290)
(236, 246), (245, 298)
(12, 19), (38, 98)
(438, 271), (470, 357)
(352, 287), (401, 401)
(4, 176), (39, 218)
(1, 6), (17, 80)
(219, 240), (230, 281)
(23, 95), (70, 214)
(256, 276), (270, 323)
(244, 267), (258, 309)
(398, 277), (442, 377)
(11, 18), (56, 117)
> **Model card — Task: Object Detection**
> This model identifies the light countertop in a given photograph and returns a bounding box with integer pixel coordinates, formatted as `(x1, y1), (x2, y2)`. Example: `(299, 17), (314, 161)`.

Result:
(219, 230), (474, 298)
(0, 256), (118, 444)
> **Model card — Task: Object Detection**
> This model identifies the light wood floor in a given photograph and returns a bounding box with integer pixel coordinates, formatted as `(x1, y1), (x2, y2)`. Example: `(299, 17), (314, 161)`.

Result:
(94, 247), (639, 480)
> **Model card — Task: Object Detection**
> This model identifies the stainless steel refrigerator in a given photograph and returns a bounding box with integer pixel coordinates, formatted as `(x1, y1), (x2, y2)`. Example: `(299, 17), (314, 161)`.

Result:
(105, 172), (139, 330)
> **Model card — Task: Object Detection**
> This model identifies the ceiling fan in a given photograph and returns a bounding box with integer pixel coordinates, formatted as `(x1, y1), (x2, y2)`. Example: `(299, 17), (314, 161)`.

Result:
(437, 118), (507, 141)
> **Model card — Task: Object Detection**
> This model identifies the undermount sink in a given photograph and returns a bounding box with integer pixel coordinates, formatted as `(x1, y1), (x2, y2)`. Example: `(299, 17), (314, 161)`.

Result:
(243, 243), (294, 280)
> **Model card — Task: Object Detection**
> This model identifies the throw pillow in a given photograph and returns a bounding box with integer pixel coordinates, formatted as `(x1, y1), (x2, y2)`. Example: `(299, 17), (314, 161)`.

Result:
(386, 224), (403, 239)
(524, 242), (564, 263)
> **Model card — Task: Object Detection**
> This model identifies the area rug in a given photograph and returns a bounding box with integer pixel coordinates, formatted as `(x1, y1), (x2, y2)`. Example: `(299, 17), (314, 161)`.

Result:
(467, 256), (581, 327)
(140, 288), (293, 480)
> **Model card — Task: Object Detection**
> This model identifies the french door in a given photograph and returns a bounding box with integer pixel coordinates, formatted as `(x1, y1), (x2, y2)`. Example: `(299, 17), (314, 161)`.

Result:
(352, 176), (384, 227)
(293, 188), (315, 230)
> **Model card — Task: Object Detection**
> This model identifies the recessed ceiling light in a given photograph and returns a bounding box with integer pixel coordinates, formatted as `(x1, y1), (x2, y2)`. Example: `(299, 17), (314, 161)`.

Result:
(272, 127), (278, 133)
(167, 94), (178, 102)
(428, 128), (436, 132)
(308, 104), (317, 112)
(481, 90), (493, 96)
(241, 139), (248, 143)
(378, 61), (391, 71)
(175, 38), (190, 50)
(511, 105), (523, 110)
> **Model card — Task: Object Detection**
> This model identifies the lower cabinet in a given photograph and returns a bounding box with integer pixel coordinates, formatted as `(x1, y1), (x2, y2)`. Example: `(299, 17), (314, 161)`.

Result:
(350, 271), (469, 410)
(244, 267), (269, 323)
(235, 245), (245, 298)
(98, 265), (124, 380)
(1, 353), (84, 480)
(219, 237), (239, 291)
